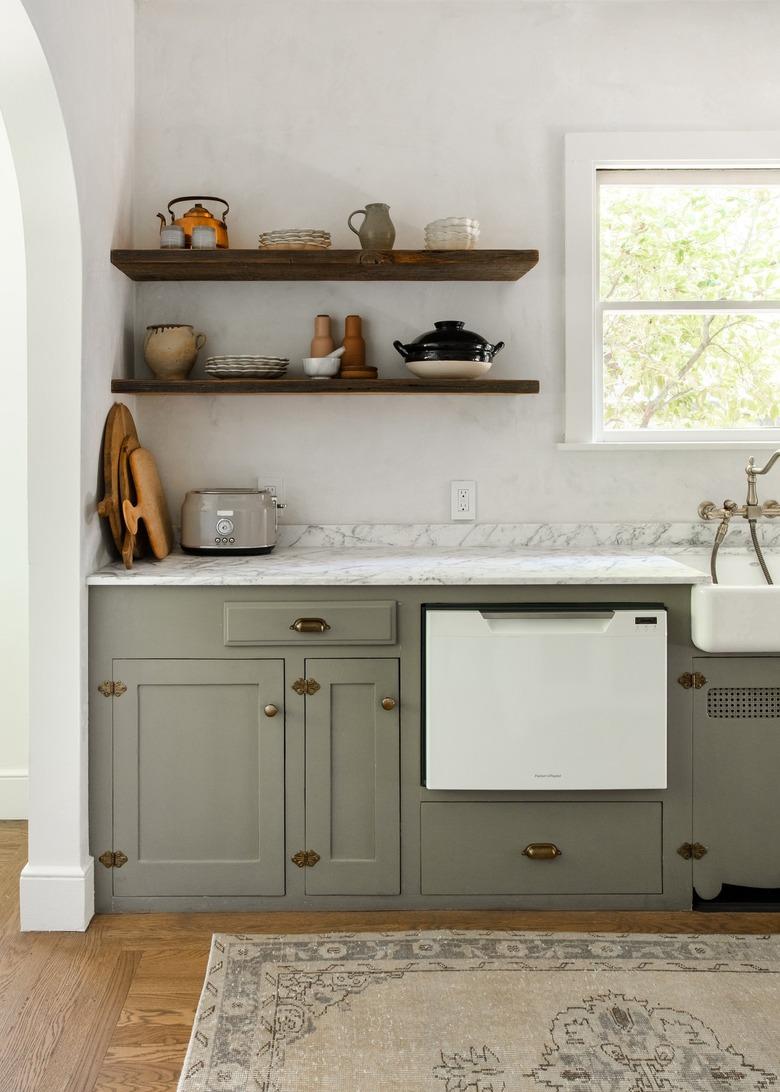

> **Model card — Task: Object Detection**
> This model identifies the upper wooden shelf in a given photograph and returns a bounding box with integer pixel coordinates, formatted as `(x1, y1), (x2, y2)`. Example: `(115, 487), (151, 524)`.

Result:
(111, 377), (540, 395)
(110, 248), (539, 282)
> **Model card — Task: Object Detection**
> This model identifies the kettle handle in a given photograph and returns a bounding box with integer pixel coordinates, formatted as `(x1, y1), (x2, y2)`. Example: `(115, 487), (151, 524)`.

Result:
(492, 341), (505, 356)
(392, 340), (408, 359)
(168, 196), (230, 222)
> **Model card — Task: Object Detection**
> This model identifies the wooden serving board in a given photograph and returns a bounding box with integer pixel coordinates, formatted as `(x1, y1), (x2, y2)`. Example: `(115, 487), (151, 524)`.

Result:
(122, 447), (174, 560)
(97, 403), (139, 552)
(118, 434), (143, 569)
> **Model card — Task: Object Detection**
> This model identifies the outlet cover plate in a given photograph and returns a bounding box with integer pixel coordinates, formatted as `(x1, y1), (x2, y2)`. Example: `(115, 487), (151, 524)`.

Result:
(451, 479), (476, 521)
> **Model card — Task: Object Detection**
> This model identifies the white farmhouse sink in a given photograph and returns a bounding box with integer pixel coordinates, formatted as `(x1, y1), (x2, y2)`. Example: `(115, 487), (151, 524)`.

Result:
(688, 549), (780, 652)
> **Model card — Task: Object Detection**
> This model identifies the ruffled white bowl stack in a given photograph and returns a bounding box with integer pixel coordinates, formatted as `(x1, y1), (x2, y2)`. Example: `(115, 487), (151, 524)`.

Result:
(259, 229), (331, 251)
(424, 217), (480, 250)
(205, 355), (289, 379)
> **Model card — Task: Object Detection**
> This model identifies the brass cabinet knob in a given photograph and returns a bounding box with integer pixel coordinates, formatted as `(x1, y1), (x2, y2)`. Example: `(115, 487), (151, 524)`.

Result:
(264, 704), (279, 718)
(381, 696), (397, 711)
(290, 617), (331, 634)
(522, 842), (562, 860)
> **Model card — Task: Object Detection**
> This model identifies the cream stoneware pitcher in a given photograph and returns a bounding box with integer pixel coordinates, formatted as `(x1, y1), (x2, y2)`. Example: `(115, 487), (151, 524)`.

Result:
(144, 324), (207, 381)
(347, 203), (396, 249)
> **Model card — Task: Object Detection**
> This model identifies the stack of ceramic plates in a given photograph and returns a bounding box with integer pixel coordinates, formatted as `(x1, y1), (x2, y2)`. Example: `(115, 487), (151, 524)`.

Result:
(259, 229), (331, 251)
(424, 218), (480, 251)
(205, 355), (289, 379)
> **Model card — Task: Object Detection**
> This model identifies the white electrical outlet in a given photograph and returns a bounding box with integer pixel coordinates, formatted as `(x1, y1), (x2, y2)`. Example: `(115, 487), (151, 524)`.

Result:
(451, 480), (476, 521)
(257, 477), (285, 503)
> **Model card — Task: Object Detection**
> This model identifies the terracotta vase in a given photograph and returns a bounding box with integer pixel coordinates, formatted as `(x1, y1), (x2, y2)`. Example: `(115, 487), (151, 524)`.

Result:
(310, 314), (335, 358)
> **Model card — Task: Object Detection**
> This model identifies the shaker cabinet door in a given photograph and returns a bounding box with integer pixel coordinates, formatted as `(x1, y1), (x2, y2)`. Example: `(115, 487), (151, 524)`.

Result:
(112, 658), (285, 897)
(304, 658), (400, 895)
(693, 656), (780, 900)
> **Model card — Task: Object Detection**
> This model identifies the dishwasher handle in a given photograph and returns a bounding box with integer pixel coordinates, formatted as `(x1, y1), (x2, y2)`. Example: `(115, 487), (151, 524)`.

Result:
(479, 609), (616, 635)
(480, 611), (615, 621)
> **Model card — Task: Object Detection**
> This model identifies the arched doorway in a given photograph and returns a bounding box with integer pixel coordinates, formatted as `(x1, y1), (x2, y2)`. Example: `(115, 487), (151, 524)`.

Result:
(0, 108), (27, 821)
(0, 0), (87, 929)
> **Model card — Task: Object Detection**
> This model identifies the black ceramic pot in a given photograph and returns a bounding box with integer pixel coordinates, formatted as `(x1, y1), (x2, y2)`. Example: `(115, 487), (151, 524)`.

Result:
(393, 320), (505, 364)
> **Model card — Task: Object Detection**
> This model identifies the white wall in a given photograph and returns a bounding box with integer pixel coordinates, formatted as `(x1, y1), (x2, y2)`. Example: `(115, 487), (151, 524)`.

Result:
(132, 0), (780, 526)
(23, 0), (136, 573)
(0, 111), (28, 819)
(12, 0), (134, 929)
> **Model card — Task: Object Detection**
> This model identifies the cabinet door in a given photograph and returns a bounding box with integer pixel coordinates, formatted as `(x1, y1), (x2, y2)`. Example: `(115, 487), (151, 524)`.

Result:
(693, 657), (780, 900)
(112, 659), (285, 896)
(304, 658), (400, 895)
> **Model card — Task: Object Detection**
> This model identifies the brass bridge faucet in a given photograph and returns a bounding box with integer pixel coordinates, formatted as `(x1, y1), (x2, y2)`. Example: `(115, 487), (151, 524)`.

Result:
(699, 452), (780, 584)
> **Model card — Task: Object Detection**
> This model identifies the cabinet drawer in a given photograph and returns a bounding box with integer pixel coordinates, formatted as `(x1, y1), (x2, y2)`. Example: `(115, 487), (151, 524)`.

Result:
(224, 600), (396, 646)
(420, 801), (662, 895)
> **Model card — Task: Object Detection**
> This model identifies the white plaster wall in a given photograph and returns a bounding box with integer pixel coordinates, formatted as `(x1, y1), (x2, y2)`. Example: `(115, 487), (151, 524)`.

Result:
(0, 111), (28, 819)
(23, 0), (136, 573)
(14, 0), (134, 928)
(133, 0), (780, 525)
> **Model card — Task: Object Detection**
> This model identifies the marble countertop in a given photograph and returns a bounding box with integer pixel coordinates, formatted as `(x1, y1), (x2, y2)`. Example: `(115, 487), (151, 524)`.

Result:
(87, 545), (708, 586)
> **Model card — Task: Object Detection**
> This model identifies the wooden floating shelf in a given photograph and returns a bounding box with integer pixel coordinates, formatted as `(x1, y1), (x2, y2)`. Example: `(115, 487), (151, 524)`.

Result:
(110, 248), (539, 282)
(111, 377), (540, 395)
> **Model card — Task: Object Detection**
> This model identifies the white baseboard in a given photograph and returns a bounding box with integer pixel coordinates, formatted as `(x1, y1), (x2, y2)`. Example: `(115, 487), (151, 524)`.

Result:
(0, 768), (28, 819)
(19, 857), (94, 931)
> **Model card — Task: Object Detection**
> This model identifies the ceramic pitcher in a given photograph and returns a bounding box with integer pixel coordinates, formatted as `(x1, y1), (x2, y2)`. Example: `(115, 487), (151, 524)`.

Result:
(347, 203), (396, 249)
(144, 324), (206, 381)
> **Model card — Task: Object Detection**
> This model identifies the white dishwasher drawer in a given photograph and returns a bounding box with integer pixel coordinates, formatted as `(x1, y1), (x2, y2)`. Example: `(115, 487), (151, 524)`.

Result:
(424, 606), (667, 791)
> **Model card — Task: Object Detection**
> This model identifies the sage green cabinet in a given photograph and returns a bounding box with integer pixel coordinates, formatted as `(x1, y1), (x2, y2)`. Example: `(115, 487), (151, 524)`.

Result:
(90, 583), (698, 911)
(302, 658), (400, 895)
(112, 659), (285, 897)
(693, 656), (780, 900)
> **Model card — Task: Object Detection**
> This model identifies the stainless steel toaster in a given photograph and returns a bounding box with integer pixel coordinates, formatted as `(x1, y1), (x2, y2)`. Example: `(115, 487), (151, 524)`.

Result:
(180, 488), (283, 555)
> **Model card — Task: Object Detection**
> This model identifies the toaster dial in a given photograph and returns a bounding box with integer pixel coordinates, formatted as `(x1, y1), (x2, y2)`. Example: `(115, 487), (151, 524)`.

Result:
(216, 517), (234, 536)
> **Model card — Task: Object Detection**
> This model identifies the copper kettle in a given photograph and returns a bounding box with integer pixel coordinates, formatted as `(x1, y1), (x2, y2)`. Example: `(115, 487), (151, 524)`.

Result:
(157, 196), (230, 248)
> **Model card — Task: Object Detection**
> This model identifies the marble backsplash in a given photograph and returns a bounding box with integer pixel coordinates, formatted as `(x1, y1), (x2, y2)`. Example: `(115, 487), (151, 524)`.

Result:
(275, 521), (780, 550)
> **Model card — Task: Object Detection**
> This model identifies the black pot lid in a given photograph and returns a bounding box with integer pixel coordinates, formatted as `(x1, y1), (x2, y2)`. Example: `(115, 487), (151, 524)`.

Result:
(406, 320), (495, 350)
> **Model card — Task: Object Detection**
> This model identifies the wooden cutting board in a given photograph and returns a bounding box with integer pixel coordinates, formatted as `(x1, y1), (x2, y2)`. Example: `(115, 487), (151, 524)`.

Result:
(122, 447), (174, 560)
(97, 403), (139, 553)
(118, 434), (143, 569)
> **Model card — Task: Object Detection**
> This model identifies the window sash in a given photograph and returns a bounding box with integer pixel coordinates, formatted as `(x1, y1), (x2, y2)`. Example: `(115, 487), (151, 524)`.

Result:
(564, 132), (780, 445)
(599, 301), (780, 313)
(596, 174), (780, 435)
(599, 167), (780, 186)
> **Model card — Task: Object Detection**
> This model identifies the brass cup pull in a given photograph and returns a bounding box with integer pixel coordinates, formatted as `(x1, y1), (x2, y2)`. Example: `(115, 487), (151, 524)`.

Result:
(290, 617), (331, 634)
(381, 696), (397, 711)
(522, 842), (562, 861)
(264, 704), (279, 718)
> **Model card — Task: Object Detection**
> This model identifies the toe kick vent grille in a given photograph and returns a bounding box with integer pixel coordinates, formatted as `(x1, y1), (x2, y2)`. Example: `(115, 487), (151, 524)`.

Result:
(707, 686), (780, 719)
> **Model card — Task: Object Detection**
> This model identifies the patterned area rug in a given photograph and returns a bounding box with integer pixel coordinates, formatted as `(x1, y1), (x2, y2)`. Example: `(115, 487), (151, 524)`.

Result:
(178, 931), (780, 1091)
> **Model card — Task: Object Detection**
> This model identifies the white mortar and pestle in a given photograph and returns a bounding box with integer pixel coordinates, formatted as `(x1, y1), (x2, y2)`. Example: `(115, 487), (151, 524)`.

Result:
(303, 345), (345, 379)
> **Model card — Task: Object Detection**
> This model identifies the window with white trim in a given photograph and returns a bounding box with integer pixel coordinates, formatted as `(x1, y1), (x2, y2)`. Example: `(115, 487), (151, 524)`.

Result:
(565, 133), (780, 447)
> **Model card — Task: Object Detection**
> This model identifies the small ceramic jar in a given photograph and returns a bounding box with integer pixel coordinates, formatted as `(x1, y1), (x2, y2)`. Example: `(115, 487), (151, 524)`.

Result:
(191, 225), (217, 249)
(159, 224), (186, 248)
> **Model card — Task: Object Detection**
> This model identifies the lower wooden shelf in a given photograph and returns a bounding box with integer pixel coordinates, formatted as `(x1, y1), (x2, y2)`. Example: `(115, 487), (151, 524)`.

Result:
(111, 377), (540, 395)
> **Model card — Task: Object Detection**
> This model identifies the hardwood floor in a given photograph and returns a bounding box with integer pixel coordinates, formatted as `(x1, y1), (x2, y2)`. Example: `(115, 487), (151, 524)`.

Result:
(1, 821), (779, 1091)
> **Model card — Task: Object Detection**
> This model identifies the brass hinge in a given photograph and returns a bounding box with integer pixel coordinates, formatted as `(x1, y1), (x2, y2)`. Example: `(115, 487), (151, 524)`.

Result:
(678, 672), (707, 690)
(291, 677), (320, 696)
(97, 680), (127, 698)
(98, 849), (128, 869)
(677, 842), (708, 861)
(291, 849), (320, 868)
